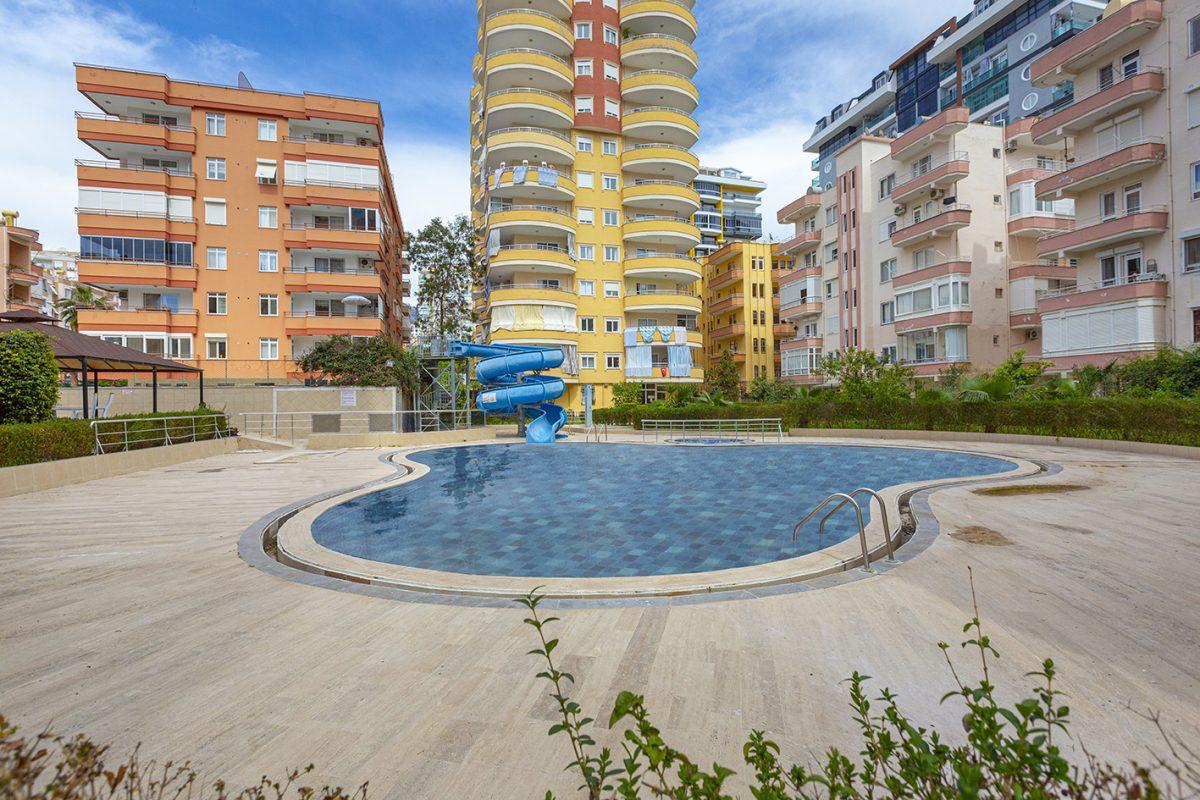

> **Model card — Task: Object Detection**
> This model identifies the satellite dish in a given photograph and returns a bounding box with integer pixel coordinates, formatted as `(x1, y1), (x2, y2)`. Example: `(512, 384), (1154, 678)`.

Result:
(237, 71), (254, 90)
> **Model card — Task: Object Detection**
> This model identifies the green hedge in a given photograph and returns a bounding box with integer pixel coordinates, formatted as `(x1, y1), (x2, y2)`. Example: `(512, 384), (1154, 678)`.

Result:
(93, 408), (230, 453)
(0, 419), (94, 467)
(594, 397), (1200, 447)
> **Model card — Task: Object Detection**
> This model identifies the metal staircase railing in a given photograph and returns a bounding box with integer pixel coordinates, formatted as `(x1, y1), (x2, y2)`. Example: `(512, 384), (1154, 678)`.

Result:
(792, 488), (898, 573)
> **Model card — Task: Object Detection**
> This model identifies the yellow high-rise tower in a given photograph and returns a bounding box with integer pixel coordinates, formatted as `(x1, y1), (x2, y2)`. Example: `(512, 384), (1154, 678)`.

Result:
(471, 0), (702, 410)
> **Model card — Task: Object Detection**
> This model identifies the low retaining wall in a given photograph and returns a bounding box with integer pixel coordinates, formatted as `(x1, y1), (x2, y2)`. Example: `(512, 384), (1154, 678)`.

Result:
(787, 427), (1200, 460)
(0, 437), (247, 498)
(307, 425), (520, 449)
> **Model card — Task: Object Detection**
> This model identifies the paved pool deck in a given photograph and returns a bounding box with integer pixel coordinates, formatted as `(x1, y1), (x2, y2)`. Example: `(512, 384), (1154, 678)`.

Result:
(0, 436), (1197, 798)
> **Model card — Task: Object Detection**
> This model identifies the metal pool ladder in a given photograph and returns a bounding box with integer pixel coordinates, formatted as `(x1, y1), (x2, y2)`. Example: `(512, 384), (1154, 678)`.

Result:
(792, 489), (898, 574)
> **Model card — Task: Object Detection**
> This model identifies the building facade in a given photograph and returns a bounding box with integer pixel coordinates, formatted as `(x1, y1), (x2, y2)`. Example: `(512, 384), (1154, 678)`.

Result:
(73, 65), (408, 381)
(471, 0), (704, 411)
(694, 166), (767, 258)
(31, 249), (81, 319)
(1, 211), (44, 315)
(701, 241), (793, 384)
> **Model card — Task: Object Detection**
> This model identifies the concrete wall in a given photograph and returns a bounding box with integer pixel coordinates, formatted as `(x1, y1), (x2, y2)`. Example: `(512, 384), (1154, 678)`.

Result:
(307, 425), (519, 449)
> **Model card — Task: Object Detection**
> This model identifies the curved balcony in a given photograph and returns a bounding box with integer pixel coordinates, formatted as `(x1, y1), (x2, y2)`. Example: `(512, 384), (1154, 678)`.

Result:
(483, 9), (573, 56)
(621, 143), (699, 183)
(1036, 206), (1168, 257)
(1034, 138), (1166, 199)
(1030, 0), (1164, 86)
(489, 166), (576, 202)
(1008, 213), (1075, 239)
(622, 216), (700, 249)
(622, 253), (701, 283)
(621, 180), (699, 216)
(489, 244), (577, 277)
(478, 0), (571, 21)
(1031, 68), (1165, 145)
(485, 126), (574, 166)
(620, 70), (698, 113)
(620, 33), (697, 75)
(621, 0), (697, 42)
(487, 283), (578, 308)
(890, 152), (970, 204)
(485, 48), (573, 92)
(489, 328), (579, 348)
(777, 230), (821, 256)
(623, 288), (701, 314)
(485, 89), (573, 132)
(777, 193), (820, 224)
(487, 205), (577, 237)
(620, 107), (699, 148)
(890, 204), (972, 247)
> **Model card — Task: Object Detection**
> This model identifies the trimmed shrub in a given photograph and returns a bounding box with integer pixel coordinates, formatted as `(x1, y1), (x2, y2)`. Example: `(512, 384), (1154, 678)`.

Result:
(0, 331), (59, 424)
(0, 419), (93, 467)
(93, 408), (229, 453)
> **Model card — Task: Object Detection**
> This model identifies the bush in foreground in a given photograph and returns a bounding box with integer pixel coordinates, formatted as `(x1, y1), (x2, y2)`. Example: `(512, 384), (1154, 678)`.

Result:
(0, 330), (59, 424)
(520, 574), (1199, 799)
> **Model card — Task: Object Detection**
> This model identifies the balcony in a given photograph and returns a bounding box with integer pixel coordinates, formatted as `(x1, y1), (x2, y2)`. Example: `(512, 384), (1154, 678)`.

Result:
(709, 323), (745, 341)
(772, 323), (795, 338)
(283, 136), (382, 165)
(485, 126), (574, 165)
(779, 298), (822, 320)
(622, 180), (699, 216)
(283, 179), (380, 208)
(285, 311), (384, 337)
(890, 204), (972, 247)
(490, 166), (577, 202)
(75, 112), (196, 155)
(1034, 138), (1165, 199)
(1037, 205), (1168, 256)
(707, 293), (744, 315)
(484, 88), (573, 132)
(623, 288), (701, 314)
(890, 152), (970, 204)
(621, 70), (698, 112)
(1006, 157), (1066, 187)
(284, 223), (383, 252)
(76, 307), (198, 334)
(75, 159), (196, 195)
(620, 33), (698, 76)
(620, 0), (697, 42)
(483, 9), (573, 56)
(890, 107), (969, 161)
(707, 268), (742, 291)
(489, 244), (576, 276)
(75, 208), (196, 239)
(776, 193), (820, 224)
(777, 230), (821, 256)
(5, 267), (38, 286)
(1030, 0), (1164, 87)
(622, 215), (700, 249)
(487, 282), (578, 308)
(623, 252), (700, 282)
(487, 205), (576, 237)
(1037, 275), (1169, 362)
(485, 48), (574, 93)
(1008, 212), (1075, 239)
(892, 259), (971, 289)
(1031, 68), (1165, 145)
(284, 267), (381, 293)
(620, 107), (699, 148)
(77, 258), (198, 288)
(1037, 272), (1168, 314)
(621, 144), (699, 183)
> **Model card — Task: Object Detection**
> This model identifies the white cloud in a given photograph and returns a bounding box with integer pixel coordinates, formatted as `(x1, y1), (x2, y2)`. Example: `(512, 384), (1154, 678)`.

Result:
(384, 135), (471, 234)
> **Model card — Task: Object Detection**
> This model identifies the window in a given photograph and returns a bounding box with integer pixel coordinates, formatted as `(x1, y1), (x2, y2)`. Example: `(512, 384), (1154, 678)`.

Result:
(878, 300), (895, 325)
(605, 353), (621, 370)
(580, 353), (597, 370)
(579, 316), (596, 333)
(603, 281), (620, 298)
(604, 61), (619, 81)
(258, 206), (278, 228)
(602, 139), (618, 156)
(879, 174), (895, 199)
(206, 158), (226, 180)
(1098, 64), (1115, 91)
(1100, 191), (1117, 219)
(1123, 183), (1142, 214)
(578, 207), (595, 225)
(205, 113), (225, 136)
(350, 207), (378, 231)
(604, 98), (620, 118)
(575, 96), (593, 114)
(579, 279), (596, 296)
(574, 21), (591, 39)
(604, 317), (620, 333)
(1192, 161), (1200, 200)
(1190, 14), (1199, 56)
(205, 336), (227, 360)
(602, 174), (618, 191)
(602, 209), (619, 226)
(1184, 235), (1200, 272)
(603, 245), (620, 262)
(577, 171), (594, 189)
(577, 244), (595, 261)
(259, 294), (278, 316)
(258, 250), (278, 272)
(575, 58), (593, 77)
(255, 159), (278, 184)
(206, 292), (227, 315)
(206, 246), (227, 270)
(880, 258), (897, 282)
(1189, 89), (1200, 127)
(1121, 50), (1140, 79)
(259, 338), (279, 361)
(576, 135), (593, 153)
(204, 199), (226, 225)
(603, 25), (618, 45)
(258, 119), (277, 141)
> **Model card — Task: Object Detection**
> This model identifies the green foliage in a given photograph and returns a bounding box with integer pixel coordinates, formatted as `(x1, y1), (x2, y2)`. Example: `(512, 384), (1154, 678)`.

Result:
(0, 712), (365, 800)
(295, 335), (419, 394)
(663, 385), (696, 408)
(992, 349), (1051, 388)
(818, 349), (913, 402)
(55, 284), (110, 330)
(1106, 348), (1200, 398)
(707, 351), (741, 398)
(0, 418), (93, 467)
(411, 215), (477, 339)
(748, 376), (799, 403)
(0, 330), (60, 424)
(612, 382), (643, 406)
(522, 575), (1188, 799)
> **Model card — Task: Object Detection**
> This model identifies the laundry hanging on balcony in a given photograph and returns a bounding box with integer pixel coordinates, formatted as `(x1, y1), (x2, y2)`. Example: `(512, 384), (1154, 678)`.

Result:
(623, 328), (639, 347)
(625, 344), (652, 377)
(487, 228), (500, 257)
(667, 345), (693, 377)
(512, 165), (528, 184)
(538, 169), (558, 188)
(639, 326), (657, 343)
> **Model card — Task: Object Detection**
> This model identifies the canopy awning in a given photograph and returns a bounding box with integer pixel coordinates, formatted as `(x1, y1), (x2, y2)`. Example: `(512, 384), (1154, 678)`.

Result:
(0, 318), (201, 373)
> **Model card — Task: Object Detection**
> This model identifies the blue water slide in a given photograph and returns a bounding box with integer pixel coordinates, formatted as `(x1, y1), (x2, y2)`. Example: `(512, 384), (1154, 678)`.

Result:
(449, 341), (567, 444)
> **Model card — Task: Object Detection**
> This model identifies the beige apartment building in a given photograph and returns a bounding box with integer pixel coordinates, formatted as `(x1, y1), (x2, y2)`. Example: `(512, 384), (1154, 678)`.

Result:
(777, 0), (1199, 382)
(1, 211), (44, 315)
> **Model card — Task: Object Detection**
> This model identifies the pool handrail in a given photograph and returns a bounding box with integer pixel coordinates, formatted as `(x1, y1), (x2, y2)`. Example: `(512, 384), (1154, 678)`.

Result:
(640, 418), (783, 443)
(817, 488), (897, 563)
(792, 493), (873, 574)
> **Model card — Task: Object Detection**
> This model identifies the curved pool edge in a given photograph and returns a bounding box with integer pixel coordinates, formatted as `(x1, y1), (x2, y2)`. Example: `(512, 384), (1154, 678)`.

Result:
(254, 439), (1046, 602)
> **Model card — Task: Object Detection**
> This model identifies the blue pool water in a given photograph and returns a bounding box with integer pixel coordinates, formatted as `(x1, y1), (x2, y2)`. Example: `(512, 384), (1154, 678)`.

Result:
(311, 444), (1016, 578)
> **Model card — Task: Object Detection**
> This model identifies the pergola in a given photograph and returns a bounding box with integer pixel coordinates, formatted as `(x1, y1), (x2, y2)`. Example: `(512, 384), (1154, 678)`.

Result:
(0, 310), (204, 419)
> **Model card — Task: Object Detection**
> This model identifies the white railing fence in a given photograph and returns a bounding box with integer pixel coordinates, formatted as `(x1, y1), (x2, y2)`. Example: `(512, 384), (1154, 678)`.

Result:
(641, 418), (784, 443)
(91, 414), (233, 454)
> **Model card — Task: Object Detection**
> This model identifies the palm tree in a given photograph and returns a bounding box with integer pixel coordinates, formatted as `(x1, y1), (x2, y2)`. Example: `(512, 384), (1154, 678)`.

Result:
(57, 285), (109, 330)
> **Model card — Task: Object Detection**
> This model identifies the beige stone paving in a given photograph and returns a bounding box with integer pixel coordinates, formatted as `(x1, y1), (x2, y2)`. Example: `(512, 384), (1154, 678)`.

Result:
(0, 438), (1198, 800)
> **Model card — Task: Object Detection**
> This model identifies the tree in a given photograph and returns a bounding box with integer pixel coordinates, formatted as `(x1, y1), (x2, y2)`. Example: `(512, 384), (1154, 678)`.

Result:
(411, 215), (477, 340)
(56, 285), (109, 331)
(295, 335), (418, 395)
(0, 330), (60, 424)
(708, 351), (741, 398)
(819, 347), (913, 401)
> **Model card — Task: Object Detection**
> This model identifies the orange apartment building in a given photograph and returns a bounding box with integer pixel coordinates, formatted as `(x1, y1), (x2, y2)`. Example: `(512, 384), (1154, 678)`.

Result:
(1, 211), (44, 314)
(73, 65), (409, 381)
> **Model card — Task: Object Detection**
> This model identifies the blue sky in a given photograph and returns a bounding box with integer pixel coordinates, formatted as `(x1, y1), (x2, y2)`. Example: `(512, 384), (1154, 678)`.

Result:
(0, 0), (956, 249)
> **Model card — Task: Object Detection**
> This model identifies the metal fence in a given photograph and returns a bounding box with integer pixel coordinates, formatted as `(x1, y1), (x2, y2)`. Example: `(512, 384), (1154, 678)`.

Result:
(240, 409), (489, 445)
(641, 418), (784, 443)
(91, 414), (233, 454)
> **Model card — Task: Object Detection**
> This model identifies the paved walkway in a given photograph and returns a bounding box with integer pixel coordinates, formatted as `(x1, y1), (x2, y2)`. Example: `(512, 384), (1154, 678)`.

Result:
(0, 439), (1197, 798)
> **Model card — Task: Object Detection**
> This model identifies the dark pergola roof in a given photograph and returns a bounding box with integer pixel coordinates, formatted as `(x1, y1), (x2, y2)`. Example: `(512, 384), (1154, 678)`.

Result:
(0, 318), (201, 373)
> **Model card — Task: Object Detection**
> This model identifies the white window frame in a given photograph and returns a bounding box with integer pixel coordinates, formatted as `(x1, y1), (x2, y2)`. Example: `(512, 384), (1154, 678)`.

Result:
(580, 353), (597, 370)
(604, 317), (620, 333)
(605, 353), (621, 370)
(602, 209), (619, 226)
(576, 135), (593, 153)
(603, 61), (619, 81)
(258, 206), (278, 228)
(206, 157), (226, 181)
(206, 292), (227, 315)
(205, 335), (227, 360)
(577, 243), (596, 261)
(602, 173), (619, 191)
(602, 138), (618, 156)
(204, 199), (227, 226)
(259, 338), (279, 361)
(574, 58), (593, 77)
(206, 246), (227, 270)
(205, 113), (225, 136)
(259, 294), (279, 316)
(603, 280), (620, 298)
(577, 207), (595, 225)
(577, 171), (595, 189)
(574, 21), (592, 39)
(578, 279), (596, 296)
(603, 98), (620, 118)
(603, 25), (618, 45)
(257, 119), (278, 141)
(575, 96), (593, 114)
(603, 245), (620, 262)
(579, 316), (596, 333)
(258, 250), (279, 272)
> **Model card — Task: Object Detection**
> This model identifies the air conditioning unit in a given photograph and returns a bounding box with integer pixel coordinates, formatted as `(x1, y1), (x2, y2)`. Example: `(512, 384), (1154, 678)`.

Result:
(893, 204), (907, 216)
(929, 188), (945, 200)
(359, 258), (372, 268)
(1005, 140), (1019, 153)
(1027, 329), (1040, 340)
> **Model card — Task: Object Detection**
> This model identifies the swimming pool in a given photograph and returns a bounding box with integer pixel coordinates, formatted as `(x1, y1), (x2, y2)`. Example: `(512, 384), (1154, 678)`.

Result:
(310, 443), (1017, 579)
